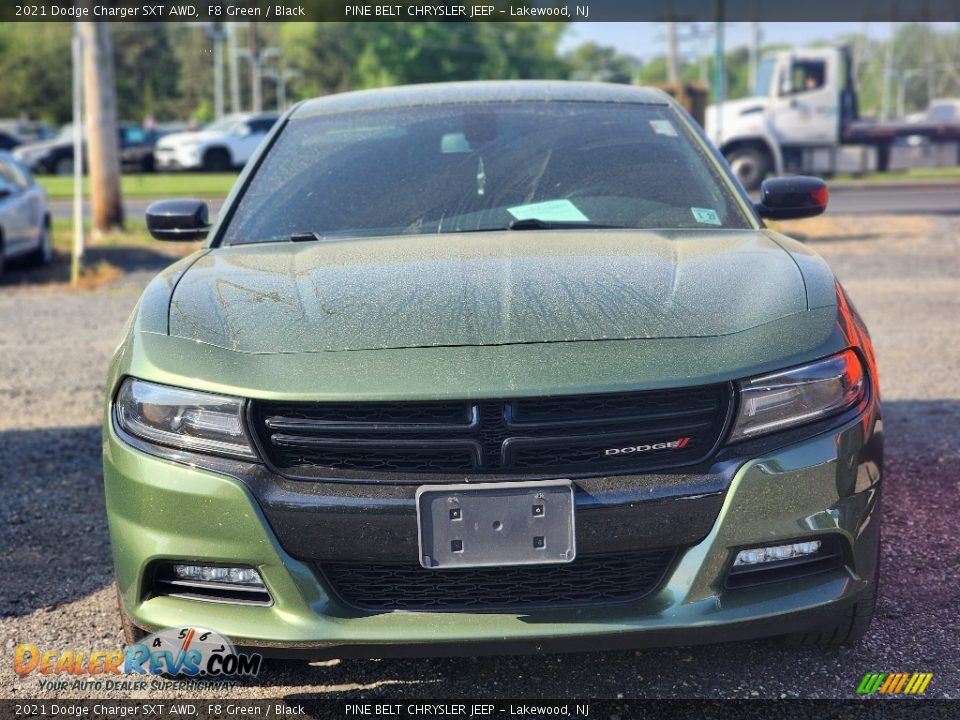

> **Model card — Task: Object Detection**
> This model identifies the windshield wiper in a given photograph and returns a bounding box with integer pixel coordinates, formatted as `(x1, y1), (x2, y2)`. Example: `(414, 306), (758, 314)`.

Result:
(507, 218), (629, 231)
(290, 231), (325, 242)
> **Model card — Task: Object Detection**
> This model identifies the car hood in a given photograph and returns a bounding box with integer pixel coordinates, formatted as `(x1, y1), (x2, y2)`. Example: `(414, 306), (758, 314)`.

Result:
(13, 138), (67, 156)
(167, 230), (809, 354)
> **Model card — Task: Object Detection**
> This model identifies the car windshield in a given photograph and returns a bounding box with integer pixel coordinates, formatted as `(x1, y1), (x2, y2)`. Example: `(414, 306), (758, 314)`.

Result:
(221, 101), (752, 245)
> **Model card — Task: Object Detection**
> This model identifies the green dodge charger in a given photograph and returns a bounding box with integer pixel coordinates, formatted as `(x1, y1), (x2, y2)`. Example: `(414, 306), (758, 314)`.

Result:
(104, 82), (882, 657)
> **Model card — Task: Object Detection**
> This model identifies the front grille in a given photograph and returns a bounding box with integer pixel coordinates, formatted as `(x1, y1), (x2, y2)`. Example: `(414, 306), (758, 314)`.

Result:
(249, 384), (731, 482)
(320, 550), (676, 611)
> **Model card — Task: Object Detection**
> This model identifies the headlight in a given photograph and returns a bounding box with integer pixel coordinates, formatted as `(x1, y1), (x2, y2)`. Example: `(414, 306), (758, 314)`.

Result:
(114, 378), (256, 460)
(729, 349), (866, 441)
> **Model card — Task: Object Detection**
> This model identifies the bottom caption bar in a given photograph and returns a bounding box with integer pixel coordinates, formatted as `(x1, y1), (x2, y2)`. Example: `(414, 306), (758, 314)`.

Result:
(3, 700), (957, 720)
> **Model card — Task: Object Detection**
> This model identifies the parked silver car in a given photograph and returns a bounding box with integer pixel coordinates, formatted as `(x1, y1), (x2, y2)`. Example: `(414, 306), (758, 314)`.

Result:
(0, 152), (52, 275)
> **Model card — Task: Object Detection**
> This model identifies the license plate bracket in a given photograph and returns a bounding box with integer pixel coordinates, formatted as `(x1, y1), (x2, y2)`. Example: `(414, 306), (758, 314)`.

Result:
(416, 480), (575, 569)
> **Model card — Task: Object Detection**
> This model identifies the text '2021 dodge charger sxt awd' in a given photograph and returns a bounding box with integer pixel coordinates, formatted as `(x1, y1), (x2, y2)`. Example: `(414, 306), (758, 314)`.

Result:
(104, 82), (881, 657)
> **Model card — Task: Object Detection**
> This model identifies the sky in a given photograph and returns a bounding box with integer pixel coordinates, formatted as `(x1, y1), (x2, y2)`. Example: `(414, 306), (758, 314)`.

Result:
(558, 22), (898, 59)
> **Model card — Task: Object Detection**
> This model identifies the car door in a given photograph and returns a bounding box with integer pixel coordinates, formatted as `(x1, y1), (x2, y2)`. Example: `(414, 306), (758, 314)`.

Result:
(769, 52), (839, 145)
(0, 157), (35, 256)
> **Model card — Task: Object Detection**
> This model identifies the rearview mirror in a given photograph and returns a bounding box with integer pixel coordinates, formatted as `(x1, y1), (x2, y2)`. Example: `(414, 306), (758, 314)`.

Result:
(145, 199), (211, 241)
(754, 176), (828, 220)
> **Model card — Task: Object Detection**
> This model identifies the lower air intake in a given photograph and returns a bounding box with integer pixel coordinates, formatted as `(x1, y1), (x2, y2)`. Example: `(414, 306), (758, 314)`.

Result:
(319, 550), (676, 612)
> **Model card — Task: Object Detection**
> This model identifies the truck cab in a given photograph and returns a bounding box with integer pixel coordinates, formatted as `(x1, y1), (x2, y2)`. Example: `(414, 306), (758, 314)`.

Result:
(706, 47), (852, 189)
(709, 44), (960, 189)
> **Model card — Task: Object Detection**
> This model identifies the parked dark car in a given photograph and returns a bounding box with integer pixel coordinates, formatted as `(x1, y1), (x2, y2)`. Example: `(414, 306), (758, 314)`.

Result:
(13, 124), (163, 175)
(0, 132), (21, 151)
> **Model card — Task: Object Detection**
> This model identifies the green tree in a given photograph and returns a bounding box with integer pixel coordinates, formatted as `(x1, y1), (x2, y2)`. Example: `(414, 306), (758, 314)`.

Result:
(112, 23), (180, 122)
(281, 21), (569, 101)
(566, 42), (639, 84)
(0, 23), (71, 123)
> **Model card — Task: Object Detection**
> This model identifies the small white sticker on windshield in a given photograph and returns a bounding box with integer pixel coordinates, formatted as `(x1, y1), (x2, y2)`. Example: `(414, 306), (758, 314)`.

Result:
(650, 119), (678, 137)
(507, 199), (589, 223)
(691, 207), (721, 225)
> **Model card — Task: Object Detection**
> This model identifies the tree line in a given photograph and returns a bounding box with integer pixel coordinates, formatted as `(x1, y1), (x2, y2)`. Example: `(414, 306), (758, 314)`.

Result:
(1, 22), (958, 127)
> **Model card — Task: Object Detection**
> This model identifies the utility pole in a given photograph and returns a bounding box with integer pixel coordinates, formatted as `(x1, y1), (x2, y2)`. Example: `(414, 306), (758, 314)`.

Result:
(79, 22), (123, 235)
(880, 22), (895, 121)
(666, 21), (679, 85)
(228, 23), (240, 113)
(713, 7), (725, 146)
(70, 23), (84, 287)
(748, 21), (761, 95)
(248, 22), (261, 113)
(208, 24), (226, 119)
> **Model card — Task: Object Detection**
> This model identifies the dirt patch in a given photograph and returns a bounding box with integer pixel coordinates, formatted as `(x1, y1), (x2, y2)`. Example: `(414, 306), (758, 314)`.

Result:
(769, 215), (930, 243)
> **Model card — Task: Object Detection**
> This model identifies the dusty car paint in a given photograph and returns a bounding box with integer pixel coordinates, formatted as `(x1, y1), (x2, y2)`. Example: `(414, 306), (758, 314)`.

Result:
(105, 82), (882, 655)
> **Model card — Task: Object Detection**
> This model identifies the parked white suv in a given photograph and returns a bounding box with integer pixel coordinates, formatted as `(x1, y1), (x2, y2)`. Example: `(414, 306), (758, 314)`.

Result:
(154, 113), (279, 172)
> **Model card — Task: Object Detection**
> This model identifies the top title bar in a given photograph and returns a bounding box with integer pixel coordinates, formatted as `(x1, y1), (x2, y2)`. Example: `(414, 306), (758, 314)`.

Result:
(5, 0), (960, 22)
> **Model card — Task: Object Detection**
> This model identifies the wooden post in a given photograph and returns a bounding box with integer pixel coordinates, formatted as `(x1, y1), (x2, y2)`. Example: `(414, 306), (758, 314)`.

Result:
(78, 22), (124, 235)
(249, 22), (261, 113)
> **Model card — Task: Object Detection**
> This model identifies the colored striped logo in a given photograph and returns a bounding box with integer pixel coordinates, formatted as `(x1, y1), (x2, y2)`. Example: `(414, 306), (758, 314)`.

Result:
(857, 672), (933, 695)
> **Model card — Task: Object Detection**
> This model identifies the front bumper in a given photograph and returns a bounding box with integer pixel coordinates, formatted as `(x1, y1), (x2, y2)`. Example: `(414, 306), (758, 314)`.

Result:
(104, 403), (881, 657)
(154, 147), (200, 171)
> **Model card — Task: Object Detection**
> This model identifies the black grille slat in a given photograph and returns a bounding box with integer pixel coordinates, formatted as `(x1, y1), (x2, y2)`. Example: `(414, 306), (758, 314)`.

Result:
(320, 550), (675, 611)
(261, 400), (475, 426)
(511, 388), (723, 423)
(250, 384), (730, 481)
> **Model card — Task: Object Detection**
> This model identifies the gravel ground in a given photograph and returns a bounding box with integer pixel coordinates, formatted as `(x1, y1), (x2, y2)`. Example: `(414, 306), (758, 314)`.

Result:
(1, 217), (958, 701)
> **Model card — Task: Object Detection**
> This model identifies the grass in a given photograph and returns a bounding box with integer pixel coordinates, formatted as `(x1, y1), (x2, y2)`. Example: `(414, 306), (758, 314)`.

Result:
(38, 173), (239, 199)
(51, 218), (153, 250)
(35, 164), (960, 201)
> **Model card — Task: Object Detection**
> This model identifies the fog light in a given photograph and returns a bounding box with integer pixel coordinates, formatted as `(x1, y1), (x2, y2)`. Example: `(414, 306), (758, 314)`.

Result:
(172, 564), (264, 586)
(733, 540), (821, 567)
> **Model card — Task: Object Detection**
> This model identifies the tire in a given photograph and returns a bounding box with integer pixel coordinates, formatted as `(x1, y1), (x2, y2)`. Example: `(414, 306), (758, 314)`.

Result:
(54, 157), (74, 176)
(780, 532), (881, 647)
(779, 581), (877, 647)
(116, 583), (146, 645)
(202, 148), (231, 173)
(26, 221), (53, 267)
(726, 146), (770, 191)
(0, 240), (6, 277)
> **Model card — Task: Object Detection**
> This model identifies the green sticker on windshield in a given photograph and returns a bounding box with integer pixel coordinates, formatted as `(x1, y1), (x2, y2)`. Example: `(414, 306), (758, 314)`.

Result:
(691, 207), (721, 225)
(507, 199), (589, 223)
(650, 119), (678, 137)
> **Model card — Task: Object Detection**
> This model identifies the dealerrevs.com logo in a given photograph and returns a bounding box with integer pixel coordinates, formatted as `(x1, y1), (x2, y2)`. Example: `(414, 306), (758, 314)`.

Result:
(857, 672), (933, 695)
(15, 626), (262, 690)
(604, 437), (691, 456)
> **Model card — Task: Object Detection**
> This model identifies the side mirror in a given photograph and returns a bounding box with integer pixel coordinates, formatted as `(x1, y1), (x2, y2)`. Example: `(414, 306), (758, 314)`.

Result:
(146, 199), (210, 241)
(0, 187), (11, 200)
(233, 124), (252, 139)
(754, 176), (828, 220)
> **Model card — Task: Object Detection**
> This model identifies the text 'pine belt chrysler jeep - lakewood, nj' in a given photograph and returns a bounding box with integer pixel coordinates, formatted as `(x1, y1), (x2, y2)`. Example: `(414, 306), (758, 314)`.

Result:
(104, 81), (882, 659)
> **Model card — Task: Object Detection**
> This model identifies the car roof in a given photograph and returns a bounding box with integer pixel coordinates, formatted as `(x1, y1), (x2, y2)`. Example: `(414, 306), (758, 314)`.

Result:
(292, 81), (674, 119)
